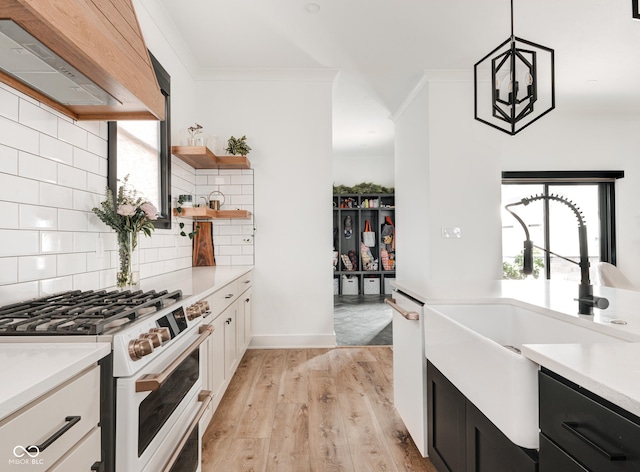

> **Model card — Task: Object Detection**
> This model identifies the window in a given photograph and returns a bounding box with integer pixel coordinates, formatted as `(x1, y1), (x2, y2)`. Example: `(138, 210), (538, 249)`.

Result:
(108, 52), (171, 229)
(501, 171), (623, 282)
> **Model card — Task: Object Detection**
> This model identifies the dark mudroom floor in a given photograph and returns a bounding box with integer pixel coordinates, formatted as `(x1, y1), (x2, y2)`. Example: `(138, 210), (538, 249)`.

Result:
(333, 295), (392, 346)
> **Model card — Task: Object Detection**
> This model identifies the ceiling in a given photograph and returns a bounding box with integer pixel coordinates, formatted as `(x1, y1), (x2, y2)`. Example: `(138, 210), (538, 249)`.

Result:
(151, 0), (640, 159)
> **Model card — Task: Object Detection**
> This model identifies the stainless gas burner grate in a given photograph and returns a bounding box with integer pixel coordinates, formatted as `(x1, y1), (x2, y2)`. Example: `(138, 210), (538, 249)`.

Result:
(0, 289), (182, 335)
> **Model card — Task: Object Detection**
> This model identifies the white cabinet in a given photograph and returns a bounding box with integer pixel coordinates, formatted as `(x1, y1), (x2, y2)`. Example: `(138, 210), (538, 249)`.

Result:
(0, 365), (101, 470)
(199, 269), (253, 427)
(237, 288), (253, 354)
(222, 303), (237, 375)
(389, 290), (428, 457)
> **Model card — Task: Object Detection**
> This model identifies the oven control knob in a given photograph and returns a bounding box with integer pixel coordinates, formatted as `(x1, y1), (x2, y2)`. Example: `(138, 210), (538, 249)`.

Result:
(186, 304), (203, 321)
(140, 332), (163, 348)
(149, 327), (171, 342)
(128, 338), (154, 360)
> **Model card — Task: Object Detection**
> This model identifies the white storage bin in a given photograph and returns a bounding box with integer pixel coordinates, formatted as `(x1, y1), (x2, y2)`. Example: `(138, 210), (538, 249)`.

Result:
(384, 277), (396, 295)
(363, 277), (380, 295)
(333, 278), (339, 295)
(341, 275), (359, 295)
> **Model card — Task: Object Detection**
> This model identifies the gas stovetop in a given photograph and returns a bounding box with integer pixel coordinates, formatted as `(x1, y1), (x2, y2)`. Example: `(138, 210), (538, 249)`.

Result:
(0, 289), (183, 336)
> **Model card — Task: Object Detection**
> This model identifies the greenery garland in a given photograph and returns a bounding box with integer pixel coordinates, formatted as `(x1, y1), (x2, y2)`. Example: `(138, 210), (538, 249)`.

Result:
(333, 182), (395, 194)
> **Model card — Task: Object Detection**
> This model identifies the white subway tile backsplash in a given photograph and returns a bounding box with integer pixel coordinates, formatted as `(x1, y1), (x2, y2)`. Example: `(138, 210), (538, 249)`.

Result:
(58, 209), (88, 232)
(19, 100), (58, 137)
(0, 115), (40, 155)
(73, 189), (100, 212)
(19, 151), (58, 184)
(0, 87), (19, 121)
(231, 255), (254, 265)
(0, 281), (38, 304)
(19, 255), (56, 282)
(73, 147), (100, 174)
(0, 144), (18, 174)
(87, 172), (107, 194)
(57, 165), (88, 192)
(40, 276), (73, 295)
(76, 120), (101, 137)
(40, 134), (73, 165)
(0, 229), (39, 256)
(0, 82), (254, 294)
(41, 231), (74, 253)
(87, 133), (108, 158)
(58, 119), (88, 149)
(230, 174), (254, 185)
(0, 202), (19, 229)
(72, 271), (100, 291)
(86, 253), (110, 272)
(99, 122), (108, 140)
(0, 257), (18, 285)
(57, 253), (87, 276)
(230, 195), (254, 206)
(217, 245), (243, 256)
(208, 175), (230, 185)
(19, 204), (57, 230)
(40, 182), (74, 209)
(73, 232), (98, 252)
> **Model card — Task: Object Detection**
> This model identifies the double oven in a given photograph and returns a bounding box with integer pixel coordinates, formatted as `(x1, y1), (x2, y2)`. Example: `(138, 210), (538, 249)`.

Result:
(0, 288), (213, 472)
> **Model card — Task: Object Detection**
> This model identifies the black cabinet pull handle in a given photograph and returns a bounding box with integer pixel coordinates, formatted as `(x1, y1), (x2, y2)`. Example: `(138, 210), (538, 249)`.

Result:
(225, 294), (234, 299)
(32, 416), (81, 452)
(561, 422), (626, 461)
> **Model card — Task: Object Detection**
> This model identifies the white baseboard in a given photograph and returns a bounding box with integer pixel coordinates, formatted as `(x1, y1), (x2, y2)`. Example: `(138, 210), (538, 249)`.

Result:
(249, 333), (337, 349)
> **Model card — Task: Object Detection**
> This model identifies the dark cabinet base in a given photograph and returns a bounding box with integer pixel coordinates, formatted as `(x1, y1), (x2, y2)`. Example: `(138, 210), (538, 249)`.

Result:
(427, 361), (538, 472)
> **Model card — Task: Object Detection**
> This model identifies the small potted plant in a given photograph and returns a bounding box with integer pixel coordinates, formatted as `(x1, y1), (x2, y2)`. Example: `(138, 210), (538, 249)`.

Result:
(225, 135), (252, 156)
(187, 123), (204, 146)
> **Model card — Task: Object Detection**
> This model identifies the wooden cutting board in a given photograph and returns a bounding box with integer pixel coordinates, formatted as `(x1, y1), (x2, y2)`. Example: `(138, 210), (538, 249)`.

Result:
(192, 222), (215, 266)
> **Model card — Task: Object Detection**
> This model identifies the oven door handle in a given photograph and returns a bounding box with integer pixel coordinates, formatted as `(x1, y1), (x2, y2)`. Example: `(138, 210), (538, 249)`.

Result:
(162, 390), (212, 472)
(136, 325), (213, 393)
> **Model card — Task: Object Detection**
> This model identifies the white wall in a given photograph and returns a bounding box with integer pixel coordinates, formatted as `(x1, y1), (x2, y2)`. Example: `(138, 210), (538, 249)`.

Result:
(333, 153), (395, 188)
(193, 75), (336, 347)
(394, 73), (503, 287)
(395, 72), (640, 289)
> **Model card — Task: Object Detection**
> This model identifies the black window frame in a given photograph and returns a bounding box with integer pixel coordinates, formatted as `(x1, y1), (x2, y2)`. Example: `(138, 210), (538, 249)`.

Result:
(502, 170), (624, 279)
(107, 51), (172, 229)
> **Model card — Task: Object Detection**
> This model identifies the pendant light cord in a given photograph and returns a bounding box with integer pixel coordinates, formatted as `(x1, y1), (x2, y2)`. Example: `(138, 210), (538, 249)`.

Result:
(510, 0), (515, 39)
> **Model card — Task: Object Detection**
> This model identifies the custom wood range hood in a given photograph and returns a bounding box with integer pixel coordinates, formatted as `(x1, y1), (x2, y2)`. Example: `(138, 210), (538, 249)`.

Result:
(0, 0), (164, 120)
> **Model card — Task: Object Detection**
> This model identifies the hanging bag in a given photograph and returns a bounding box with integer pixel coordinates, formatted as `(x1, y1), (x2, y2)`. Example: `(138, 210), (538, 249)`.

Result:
(362, 220), (376, 247)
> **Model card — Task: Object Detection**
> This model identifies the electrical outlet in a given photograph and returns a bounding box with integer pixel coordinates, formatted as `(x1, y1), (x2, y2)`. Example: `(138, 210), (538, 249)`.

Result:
(441, 227), (462, 239)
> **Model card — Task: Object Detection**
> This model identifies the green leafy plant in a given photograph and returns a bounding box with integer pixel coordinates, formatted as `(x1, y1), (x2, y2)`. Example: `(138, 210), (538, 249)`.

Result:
(225, 135), (252, 156)
(333, 182), (395, 194)
(176, 195), (200, 239)
(503, 250), (544, 280)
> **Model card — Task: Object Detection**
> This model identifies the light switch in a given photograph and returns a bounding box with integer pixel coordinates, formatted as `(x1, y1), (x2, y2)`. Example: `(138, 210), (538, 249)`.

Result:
(441, 227), (462, 239)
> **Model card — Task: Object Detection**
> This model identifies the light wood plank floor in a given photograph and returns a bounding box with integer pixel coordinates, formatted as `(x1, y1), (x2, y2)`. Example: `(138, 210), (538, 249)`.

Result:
(202, 347), (437, 472)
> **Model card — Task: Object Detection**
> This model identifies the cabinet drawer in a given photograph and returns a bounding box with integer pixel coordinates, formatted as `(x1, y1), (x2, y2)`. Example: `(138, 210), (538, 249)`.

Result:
(48, 427), (101, 471)
(540, 434), (588, 472)
(211, 279), (239, 312)
(237, 271), (253, 290)
(0, 365), (100, 470)
(540, 371), (640, 471)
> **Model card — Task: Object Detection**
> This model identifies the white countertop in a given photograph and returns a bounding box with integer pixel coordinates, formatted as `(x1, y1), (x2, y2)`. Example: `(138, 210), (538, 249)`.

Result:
(0, 342), (111, 421)
(394, 278), (640, 416)
(140, 265), (253, 304)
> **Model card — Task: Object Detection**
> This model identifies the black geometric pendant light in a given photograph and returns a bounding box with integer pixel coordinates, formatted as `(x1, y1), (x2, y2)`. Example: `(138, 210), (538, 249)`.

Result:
(474, 0), (555, 135)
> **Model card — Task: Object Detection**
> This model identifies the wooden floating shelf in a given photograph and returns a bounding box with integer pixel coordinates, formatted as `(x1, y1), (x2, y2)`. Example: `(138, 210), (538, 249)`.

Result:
(173, 208), (251, 219)
(171, 146), (251, 169)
